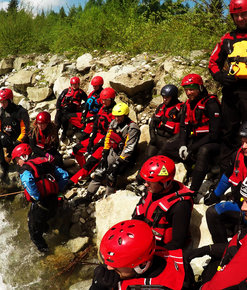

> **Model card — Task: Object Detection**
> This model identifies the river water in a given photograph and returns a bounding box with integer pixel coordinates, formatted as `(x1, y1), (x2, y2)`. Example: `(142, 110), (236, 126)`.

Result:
(0, 198), (93, 289)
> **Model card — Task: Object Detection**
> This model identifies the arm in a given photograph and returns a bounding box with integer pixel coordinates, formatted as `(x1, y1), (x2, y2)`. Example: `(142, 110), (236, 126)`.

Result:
(54, 166), (69, 191)
(20, 170), (40, 201)
(17, 109), (30, 143)
(207, 99), (221, 143)
(119, 124), (140, 160)
(165, 201), (191, 250)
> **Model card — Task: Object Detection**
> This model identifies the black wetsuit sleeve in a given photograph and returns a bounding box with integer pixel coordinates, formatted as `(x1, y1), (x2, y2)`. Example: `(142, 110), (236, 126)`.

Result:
(165, 200), (191, 250)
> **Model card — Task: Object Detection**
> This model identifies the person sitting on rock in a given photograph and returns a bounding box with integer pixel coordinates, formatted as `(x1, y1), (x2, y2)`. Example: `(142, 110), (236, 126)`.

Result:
(29, 111), (63, 167)
(79, 76), (104, 141)
(85, 102), (140, 200)
(204, 121), (247, 244)
(0, 88), (30, 180)
(90, 219), (188, 290)
(132, 155), (194, 250)
(163, 74), (221, 194)
(55, 76), (87, 141)
(185, 181), (247, 289)
(70, 88), (116, 184)
(133, 84), (183, 189)
(12, 143), (69, 253)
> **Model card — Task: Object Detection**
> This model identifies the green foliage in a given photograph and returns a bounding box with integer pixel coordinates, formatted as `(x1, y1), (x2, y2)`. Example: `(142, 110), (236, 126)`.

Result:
(0, 0), (235, 58)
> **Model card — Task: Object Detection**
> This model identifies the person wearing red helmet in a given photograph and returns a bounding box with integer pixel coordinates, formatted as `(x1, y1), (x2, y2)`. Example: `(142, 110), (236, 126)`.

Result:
(11, 143), (69, 253)
(0, 87), (30, 180)
(29, 111), (63, 166)
(132, 155), (194, 250)
(79, 76), (104, 141)
(70, 88), (116, 184)
(209, 0), (247, 172)
(90, 219), (187, 290)
(55, 76), (87, 141)
(162, 74), (221, 194)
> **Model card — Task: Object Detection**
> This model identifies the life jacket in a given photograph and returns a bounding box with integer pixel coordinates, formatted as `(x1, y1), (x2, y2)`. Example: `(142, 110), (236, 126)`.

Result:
(229, 147), (247, 186)
(154, 102), (183, 135)
(104, 120), (133, 152)
(184, 95), (219, 136)
(120, 248), (185, 290)
(23, 157), (59, 202)
(36, 128), (52, 150)
(86, 90), (102, 114)
(135, 182), (193, 244)
(96, 106), (115, 135)
(228, 40), (247, 79)
(60, 87), (82, 110)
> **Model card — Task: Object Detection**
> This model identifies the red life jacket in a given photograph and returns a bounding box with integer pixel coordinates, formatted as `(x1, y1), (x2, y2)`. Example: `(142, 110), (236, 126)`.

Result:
(184, 95), (220, 136)
(60, 87), (82, 110)
(154, 102), (183, 135)
(23, 157), (59, 202)
(96, 106), (115, 135)
(135, 182), (193, 244)
(120, 248), (185, 290)
(36, 128), (52, 150)
(229, 147), (247, 186)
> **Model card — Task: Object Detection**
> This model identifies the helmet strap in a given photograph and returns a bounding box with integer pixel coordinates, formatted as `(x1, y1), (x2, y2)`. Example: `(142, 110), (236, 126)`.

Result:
(162, 180), (173, 193)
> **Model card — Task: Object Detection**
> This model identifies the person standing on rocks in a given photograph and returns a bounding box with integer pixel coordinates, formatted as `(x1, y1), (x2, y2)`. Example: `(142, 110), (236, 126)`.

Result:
(209, 0), (247, 173)
(70, 87), (116, 184)
(29, 111), (63, 167)
(0, 88), (30, 180)
(90, 219), (189, 290)
(204, 121), (247, 244)
(11, 143), (69, 253)
(132, 155), (194, 250)
(85, 102), (140, 200)
(55, 76), (87, 141)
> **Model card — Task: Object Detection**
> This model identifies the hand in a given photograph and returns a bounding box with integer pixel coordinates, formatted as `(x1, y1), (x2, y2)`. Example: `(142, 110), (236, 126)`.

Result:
(101, 149), (109, 165)
(91, 265), (120, 290)
(179, 146), (189, 160)
(204, 188), (220, 206)
(216, 71), (237, 87)
(184, 246), (211, 263)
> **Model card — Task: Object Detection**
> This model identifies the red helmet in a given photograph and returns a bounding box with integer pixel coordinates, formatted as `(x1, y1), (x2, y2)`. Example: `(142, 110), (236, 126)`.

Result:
(91, 76), (104, 86)
(140, 155), (175, 183)
(36, 111), (51, 124)
(100, 220), (155, 269)
(0, 88), (13, 101)
(70, 77), (80, 85)
(100, 87), (116, 100)
(12, 143), (32, 160)
(229, 0), (247, 13)
(181, 74), (203, 86)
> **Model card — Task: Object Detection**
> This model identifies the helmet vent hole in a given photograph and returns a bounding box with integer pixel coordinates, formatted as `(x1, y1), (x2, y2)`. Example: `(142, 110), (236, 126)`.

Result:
(128, 225), (135, 228)
(108, 251), (114, 256)
(118, 237), (122, 245)
(127, 233), (134, 239)
(108, 235), (114, 240)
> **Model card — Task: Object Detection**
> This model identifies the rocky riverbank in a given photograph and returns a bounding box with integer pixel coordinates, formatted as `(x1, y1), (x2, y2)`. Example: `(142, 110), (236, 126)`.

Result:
(0, 51), (220, 289)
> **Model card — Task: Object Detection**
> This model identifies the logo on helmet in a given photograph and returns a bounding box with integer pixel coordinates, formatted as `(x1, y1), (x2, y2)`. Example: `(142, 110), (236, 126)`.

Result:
(158, 165), (169, 176)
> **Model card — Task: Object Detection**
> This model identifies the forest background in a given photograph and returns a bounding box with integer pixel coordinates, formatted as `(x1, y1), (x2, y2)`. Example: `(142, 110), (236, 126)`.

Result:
(0, 0), (234, 58)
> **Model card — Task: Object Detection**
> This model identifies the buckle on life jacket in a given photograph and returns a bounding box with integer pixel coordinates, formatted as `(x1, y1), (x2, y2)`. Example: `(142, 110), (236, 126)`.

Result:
(45, 173), (55, 182)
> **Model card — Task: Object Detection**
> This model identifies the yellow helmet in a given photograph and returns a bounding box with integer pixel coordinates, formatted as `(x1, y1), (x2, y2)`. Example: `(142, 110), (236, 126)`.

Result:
(112, 102), (129, 116)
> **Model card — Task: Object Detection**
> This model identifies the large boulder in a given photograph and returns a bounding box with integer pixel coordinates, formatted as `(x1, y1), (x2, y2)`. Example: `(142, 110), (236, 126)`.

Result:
(76, 53), (93, 73)
(94, 190), (139, 247)
(7, 70), (34, 93)
(27, 87), (52, 102)
(53, 76), (70, 97)
(43, 64), (65, 86)
(13, 57), (30, 71)
(0, 57), (14, 75)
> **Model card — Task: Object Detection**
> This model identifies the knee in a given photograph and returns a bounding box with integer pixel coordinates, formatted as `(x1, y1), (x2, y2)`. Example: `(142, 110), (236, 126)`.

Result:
(206, 206), (219, 223)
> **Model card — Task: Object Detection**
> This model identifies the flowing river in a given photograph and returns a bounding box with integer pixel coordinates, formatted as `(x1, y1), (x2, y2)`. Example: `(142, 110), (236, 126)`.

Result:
(0, 198), (93, 289)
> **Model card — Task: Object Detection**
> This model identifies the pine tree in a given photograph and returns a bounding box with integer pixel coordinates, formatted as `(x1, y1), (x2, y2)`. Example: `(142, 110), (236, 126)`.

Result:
(7, 0), (18, 13)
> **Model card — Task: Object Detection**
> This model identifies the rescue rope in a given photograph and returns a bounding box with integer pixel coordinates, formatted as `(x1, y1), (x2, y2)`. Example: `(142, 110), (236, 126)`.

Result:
(0, 190), (24, 197)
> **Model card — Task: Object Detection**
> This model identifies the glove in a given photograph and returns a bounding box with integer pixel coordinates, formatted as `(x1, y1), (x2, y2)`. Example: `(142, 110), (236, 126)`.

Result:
(204, 188), (220, 206)
(184, 246), (211, 263)
(101, 149), (109, 166)
(179, 146), (189, 160)
(90, 265), (120, 290)
(215, 71), (237, 87)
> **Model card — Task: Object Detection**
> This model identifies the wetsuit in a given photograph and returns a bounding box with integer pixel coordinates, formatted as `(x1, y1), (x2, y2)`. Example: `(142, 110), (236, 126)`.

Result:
(209, 28), (247, 172)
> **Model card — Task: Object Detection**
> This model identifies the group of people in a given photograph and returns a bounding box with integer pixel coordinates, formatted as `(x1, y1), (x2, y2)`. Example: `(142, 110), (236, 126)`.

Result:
(0, 0), (247, 287)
